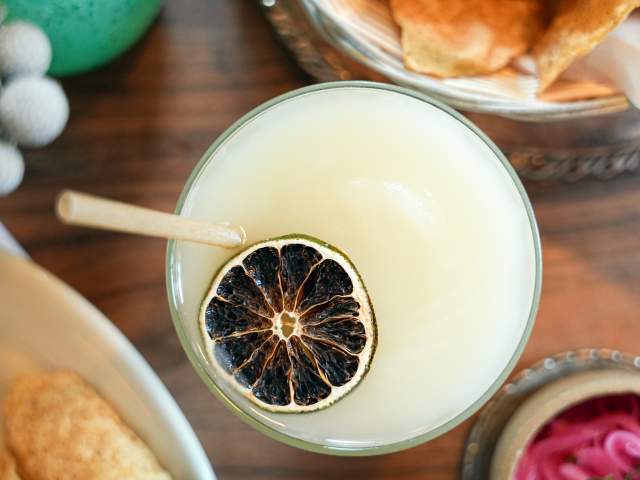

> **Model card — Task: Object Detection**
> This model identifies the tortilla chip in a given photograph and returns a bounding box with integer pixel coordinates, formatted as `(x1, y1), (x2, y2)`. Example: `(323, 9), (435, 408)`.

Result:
(0, 449), (20, 480)
(3, 371), (171, 480)
(390, 0), (546, 77)
(535, 0), (640, 92)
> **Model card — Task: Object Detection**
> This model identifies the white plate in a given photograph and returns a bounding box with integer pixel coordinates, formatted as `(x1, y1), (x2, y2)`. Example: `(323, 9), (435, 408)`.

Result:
(0, 252), (216, 480)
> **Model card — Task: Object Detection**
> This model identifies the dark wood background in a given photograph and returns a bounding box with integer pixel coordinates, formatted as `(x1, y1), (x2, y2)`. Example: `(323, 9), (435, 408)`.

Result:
(1, 1), (639, 478)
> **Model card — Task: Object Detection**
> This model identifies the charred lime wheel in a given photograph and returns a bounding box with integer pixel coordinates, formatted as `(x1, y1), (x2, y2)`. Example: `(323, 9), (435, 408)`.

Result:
(199, 235), (377, 413)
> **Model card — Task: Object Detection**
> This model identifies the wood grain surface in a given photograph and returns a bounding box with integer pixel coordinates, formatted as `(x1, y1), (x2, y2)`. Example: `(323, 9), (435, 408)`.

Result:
(1, 1), (640, 479)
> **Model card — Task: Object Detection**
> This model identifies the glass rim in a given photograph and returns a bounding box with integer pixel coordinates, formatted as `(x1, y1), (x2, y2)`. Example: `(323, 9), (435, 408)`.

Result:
(165, 80), (543, 456)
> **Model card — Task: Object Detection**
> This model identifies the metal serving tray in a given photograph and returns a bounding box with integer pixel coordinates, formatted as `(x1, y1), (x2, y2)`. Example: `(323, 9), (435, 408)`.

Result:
(261, 0), (640, 181)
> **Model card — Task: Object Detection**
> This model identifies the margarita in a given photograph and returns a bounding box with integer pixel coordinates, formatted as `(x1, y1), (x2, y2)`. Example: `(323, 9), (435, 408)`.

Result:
(168, 83), (539, 452)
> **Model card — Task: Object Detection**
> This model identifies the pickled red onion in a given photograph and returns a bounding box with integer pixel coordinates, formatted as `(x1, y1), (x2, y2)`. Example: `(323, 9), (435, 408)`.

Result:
(514, 395), (640, 480)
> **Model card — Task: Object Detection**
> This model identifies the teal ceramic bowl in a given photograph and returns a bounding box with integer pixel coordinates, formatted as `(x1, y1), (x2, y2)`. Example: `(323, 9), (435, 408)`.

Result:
(4, 0), (163, 76)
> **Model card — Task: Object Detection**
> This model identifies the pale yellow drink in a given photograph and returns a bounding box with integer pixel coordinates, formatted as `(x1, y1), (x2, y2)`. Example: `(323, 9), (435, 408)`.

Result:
(169, 84), (539, 452)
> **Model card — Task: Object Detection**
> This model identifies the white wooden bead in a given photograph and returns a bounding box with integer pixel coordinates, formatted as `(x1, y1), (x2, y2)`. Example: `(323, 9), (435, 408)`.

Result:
(0, 21), (51, 77)
(0, 141), (23, 196)
(0, 76), (69, 148)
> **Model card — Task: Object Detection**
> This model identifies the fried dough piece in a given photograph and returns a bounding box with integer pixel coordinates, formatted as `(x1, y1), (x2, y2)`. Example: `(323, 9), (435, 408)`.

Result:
(534, 0), (640, 91)
(3, 371), (171, 480)
(390, 0), (546, 76)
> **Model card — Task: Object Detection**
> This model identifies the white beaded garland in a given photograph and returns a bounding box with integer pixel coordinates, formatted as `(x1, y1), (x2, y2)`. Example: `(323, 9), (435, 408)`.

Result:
(0, 141), (24, 196)
(0, 19), (70, 195)
(0, 76), (69, 148)
(0, 21), (51, 78)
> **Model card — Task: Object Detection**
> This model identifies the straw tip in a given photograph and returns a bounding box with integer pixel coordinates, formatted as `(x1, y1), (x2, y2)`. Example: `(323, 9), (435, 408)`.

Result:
(55, 189), (75, 222)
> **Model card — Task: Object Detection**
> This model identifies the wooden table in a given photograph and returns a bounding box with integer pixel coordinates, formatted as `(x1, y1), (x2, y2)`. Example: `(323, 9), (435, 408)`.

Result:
(2, 1), (639, 478)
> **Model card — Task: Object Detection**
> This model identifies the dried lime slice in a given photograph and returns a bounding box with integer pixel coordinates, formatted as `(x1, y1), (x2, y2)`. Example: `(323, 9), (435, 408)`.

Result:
(199, 235), (377, 413)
